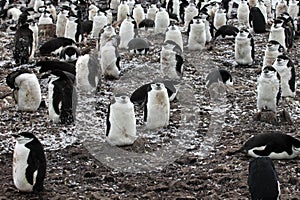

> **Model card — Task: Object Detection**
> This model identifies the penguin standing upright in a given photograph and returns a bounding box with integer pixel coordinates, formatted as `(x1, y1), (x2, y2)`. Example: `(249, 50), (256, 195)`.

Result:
(64, 15), (78, 42)
(268, 19), (287, 51)
(106, 94), (137, 146)
(229, 132), (300, 159)
(98, 25), (117, 51)
(237, 0), (250, 28)
(275, 0), (287, 19)
(188, 18), (206, 50)
(13, 23), (33, 65)
(183, 1), (198, 30)
(257, 66), (280, 112)
(13, 132), (46, 193)
(144, 82), (170, 130)
(28, 19), (38, 60)
(264, 0), (272, 19)
(200, 13), (212, 43)
(119, 16), (135, 49)
(154, 8), (170, 34)
(91, 11), (108, 38)
(132, 4), (145, 28)
(100, 37), (120, 79)
(235, 28), (254, 66)
(75, 53), (101, 92)
(288, 0), (299, 20)
(47, 70), (76, 124)
(160, 42), (184, 79)
(147, 4), (158, 21)
(248, 157), (281, 200)
(117, 0), (129, 22)
(56, 8), (69, 37)
(6, 69), (41, 111)
(166, 0), (180, 22)
(164, 24), (183, 51)
(263, 40), (283, 67)
(213, 8), (227, 30)
(256, 0), (267, 24)
(272, 54), (296, 97)
(249, 6), (267, 33)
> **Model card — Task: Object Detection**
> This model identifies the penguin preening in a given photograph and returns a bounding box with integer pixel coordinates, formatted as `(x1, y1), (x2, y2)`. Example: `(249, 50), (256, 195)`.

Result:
(47, 70), (76, 124)
(228, 132), (300, 159)
(13, 132), (46, 193)
(37, 60), (76, 75)
(106, 94), (137, 146)
(130, 80), (179, 105)
(234, 28), (254, 66)
(144, 82), (170, 130)
(213, 25), (239, 40)
(248, 157), (281, 200)
(257, 66), (281, 112)
(39, 37), (76, 56)
(6, 69), (41, 111)
(272, 54), (296, 97)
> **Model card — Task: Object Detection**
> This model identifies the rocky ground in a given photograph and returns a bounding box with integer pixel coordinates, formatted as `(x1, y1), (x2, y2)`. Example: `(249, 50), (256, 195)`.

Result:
(0, 16), (300, 200)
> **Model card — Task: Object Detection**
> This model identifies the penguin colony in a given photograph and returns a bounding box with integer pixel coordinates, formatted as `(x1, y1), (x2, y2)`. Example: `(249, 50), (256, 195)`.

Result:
(1, 0), (300, 198)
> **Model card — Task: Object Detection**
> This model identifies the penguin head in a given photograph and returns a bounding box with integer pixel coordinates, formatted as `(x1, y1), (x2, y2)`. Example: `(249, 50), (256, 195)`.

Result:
(292, 146), (300, 154)
(151, 82), (165, 90)
(60, 46), (80, 62)
(262, 66), (277, 78)
(114, 93), (130, 104)
(275, 55), (289, 66)
(267, 40), (281, 52)
(13, 132), (37, 144)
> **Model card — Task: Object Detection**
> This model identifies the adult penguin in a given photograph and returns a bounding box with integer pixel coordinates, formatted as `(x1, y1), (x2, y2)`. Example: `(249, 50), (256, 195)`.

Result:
(13, 132), (46, 193)
(249, 6), (267, 33)
(6, 69), (41, 111)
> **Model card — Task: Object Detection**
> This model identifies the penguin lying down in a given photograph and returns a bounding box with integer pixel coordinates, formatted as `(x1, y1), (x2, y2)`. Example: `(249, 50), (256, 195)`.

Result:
(228, 132), (300, 159)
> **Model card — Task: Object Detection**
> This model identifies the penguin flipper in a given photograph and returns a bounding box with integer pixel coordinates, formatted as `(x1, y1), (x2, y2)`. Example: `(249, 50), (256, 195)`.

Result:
(106, 104), (111, 137)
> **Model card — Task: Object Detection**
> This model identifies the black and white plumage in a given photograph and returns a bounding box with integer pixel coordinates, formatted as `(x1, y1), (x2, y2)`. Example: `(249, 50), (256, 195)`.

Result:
(257, 66), (280, 112)
(28, 19), (38, 60)
(132, 4), (145, 28)
(39, 37), (76, 56)
(268, 19), (287, 51)
(138, 18), (155, 30)
(13, 132), (46, 193)
(275, 0), (287, 19)
(165, 24), (183, 51)
(248, 157), (281, 200)
(13, 23), (33, 65)
(130, 80), (179, 105)
(213, 8), (227, 30)
(264, 0), (272, 18)
(154, 8), (170, 34)
(205, 69), (233, 88)
(278, 12), (295, 49)
(263, 40), (283, 67)
(229, 132), (300, 159)
(287, 0), (299, 20)
(100, 37), (120, 79)
(272, 54), (296, 97)
(117, 0), (129, 22)
(127, 37), (150, 55)
(144, 82), (170, 130)
(64, 15), (78, 42)
(6, 69), (41, 111)
(183, 1), (198, 30)
(106, 94), (137, 146)
(99, 25), (117, 50)
(235, 28), (254, 66)
(256, 0), (267, 23)
(75, 53), (101, 92)
(37, 60), (76, 75)
(119, 16), (135, 49)
(38, 11), (53, 25)
(88, 4), (99, 21)
(249, 6), (267, 33)
(91, 11), (108, 38)
(248, 0), (258, 8)
(60, 45), (80, 63)
(56, 9), (69, 37)
(146, 4), (158, 21)
(160, 42), (184, 79)
(47, 70), (76, 124)
(188, 18), (206, 50)
(237, 0), (250, 28)
(214, 24), (239, 40)
(166, 0), (180, 22)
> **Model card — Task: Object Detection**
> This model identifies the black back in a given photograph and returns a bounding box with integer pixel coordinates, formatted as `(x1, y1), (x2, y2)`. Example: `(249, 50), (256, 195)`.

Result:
(248, 157), (280, 200)
(37, 60), (76, 75)
(39, 37), (76, 56)
(249, 7), (266, 33)
(206, 69), (232, 87)
(6, 69), (32, 89)
(13, 23), (33, 64)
